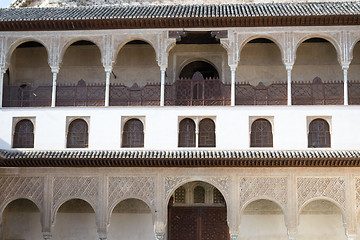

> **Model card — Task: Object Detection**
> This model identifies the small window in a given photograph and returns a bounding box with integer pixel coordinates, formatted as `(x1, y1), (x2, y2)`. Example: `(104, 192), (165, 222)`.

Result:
(198, 118), (216, 147)
(13, 119), (34, 148)
(178, 118), (196, 147)
(194, 186), (205, 203)
(213, 188), (225, 204)
(67, 119), (88, 148)
(308, 119), (331, 148)
(122, 119), (144, 148)
(175, 186), (186, 203)
(250, 119), (273, 147)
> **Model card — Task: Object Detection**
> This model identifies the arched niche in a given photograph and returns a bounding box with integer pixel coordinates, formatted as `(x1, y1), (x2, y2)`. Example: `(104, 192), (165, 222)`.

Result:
(108, 198), (154, 240)
(238, 38), (285, 86)
(293, 38), (342, 83)
(239, 199), (287, 240)
(57, 40), (103, 85)
(168, 181), (228, 240)
(2, 198), (42, 240)
(52, 199), (97, 240)
(113, 40), (159, 87)
(298, 199), (344, 240)
(179, 60), (219, 79)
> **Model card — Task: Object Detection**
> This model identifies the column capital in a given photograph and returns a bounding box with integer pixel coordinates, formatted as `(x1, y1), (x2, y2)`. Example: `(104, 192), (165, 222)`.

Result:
(341, 63), (350, 70)
(50, 66), (60, 74)
(42, 232), (52, 240)
(230, 233), (239, 240)
(104, 65), (113, 73)
(155, 232), (165, 240)
(159, 65), (167, 71)
(285, 62), (294, 71)
(229, 64), (238, 72)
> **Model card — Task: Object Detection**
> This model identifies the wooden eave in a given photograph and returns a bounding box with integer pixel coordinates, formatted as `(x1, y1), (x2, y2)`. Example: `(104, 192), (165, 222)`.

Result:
(1, 14), (360, 31)
(1, 156), (360, 167)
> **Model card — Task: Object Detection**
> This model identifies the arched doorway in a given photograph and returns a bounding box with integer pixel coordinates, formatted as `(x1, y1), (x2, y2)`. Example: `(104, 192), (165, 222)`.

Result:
(239, 199), (287, 240)
(168, 181), (229, 240)
(108, 198), (154, 240)
(52, 199), (97, 240)
(2, 199), (42, 240)
(298, 200), (345, 240)
(175, 61), (224, 106)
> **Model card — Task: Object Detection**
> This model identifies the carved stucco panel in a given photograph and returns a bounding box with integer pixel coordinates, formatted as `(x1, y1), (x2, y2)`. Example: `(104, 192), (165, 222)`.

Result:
(355, 177), (360, 210)
(239, 177), (287, 211)
(0, 177), (44, 212)
(297, 177), (345, 211)
(108, 177), (155, 212)
(52, 177), (99, 214)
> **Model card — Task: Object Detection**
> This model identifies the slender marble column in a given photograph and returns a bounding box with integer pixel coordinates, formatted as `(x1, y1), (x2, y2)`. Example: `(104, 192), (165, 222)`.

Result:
(230, 65), (237, 106)
(286, 63), (293, 106)
(51, 66), (59, 108)
(104, 66), (112, 107)
(0, 68), (5, 108)
(342, 64), (349, 105)
(160, 66), (166, 106)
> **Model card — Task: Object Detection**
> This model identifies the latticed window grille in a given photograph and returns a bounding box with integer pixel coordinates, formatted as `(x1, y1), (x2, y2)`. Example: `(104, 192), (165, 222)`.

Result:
(178, 118), (196, 147)
(250, 119), (273, 147)
(122, 119), (144, 148)
(174, 186), (186, 203)
(199, 118), (216, 147)
(67, 119), (88, 148)
(13, 119), (34, 148)
(194, 186), (205, 203)
(213, 188), (225, 204)
(308, 119), (331, 148)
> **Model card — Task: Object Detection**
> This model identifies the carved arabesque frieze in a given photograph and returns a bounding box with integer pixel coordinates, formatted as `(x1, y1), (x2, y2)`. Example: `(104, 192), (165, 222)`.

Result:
(239, 177), (287, 211)
(297, 177), (345, 212)
(0, 177), (44, 212)
(165, 177), (189, 199)
(355, 177), (360, 210)
(52, 177), (99, 215)
(108, 177), (155, 212)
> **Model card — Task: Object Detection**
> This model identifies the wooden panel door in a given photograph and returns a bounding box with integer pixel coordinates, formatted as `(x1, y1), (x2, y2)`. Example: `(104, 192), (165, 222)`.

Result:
(168, 206), (229, 240)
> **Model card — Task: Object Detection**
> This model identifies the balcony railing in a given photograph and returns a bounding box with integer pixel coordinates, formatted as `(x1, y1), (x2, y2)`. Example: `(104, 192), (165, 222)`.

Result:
(235, 82), (287, 105)
(110, 83), (160, 106)
(165, 74), (231, 106)
(292, 77), (344, 105)
(3, 84), (52, 107)
(3, 77), (360, 107)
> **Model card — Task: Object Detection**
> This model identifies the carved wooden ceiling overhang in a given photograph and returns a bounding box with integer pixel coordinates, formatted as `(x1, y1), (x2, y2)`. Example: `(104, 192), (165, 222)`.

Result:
(1, 149), (360, 167)
(1, 2), (360, 31)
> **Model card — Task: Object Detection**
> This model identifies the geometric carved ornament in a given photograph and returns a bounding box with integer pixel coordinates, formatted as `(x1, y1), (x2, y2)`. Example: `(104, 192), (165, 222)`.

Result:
(239, 177), (287, 210)
(297, 177), (345, 211)
(108, 177), (155, 212)
(0, 177), (44, 212)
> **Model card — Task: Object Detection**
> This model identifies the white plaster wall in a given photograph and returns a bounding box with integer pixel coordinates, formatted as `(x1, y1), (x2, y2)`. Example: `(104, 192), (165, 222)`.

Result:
(52, 213), (98, 240)
(293, 42), (343, 82)
(108, 213), (155, 240)
(3, 212), (42, 240)
(1, 106), (360, 150)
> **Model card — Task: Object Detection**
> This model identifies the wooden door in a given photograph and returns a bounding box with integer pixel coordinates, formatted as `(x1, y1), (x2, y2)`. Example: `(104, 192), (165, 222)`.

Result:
(168, 206), (229, 240)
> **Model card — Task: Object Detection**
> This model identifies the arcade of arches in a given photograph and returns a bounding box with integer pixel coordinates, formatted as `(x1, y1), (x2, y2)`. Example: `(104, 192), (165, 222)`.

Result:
(0, 168), (359, 240)
(5, 31), (360, 107)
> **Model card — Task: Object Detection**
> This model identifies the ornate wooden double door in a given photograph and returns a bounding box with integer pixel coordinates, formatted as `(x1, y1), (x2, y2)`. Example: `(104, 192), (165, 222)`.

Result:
(168, 206), (229, 240)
